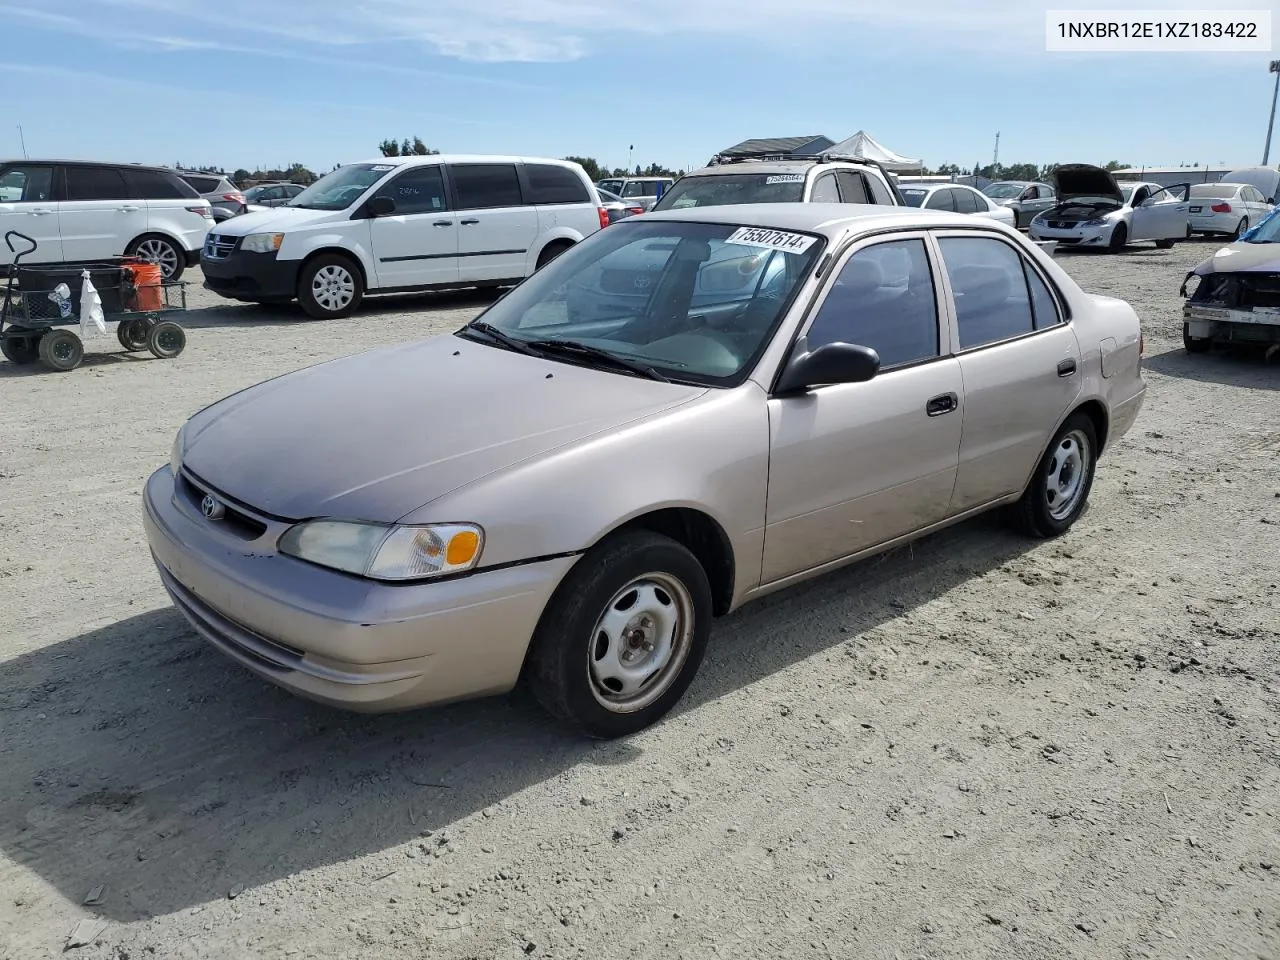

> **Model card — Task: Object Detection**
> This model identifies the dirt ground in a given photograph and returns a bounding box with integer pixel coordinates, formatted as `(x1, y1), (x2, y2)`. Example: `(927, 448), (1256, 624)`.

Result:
(1, 237), (1277, 960)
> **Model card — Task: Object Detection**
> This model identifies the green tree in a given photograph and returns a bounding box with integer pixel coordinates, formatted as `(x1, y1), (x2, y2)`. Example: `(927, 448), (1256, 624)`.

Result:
(232, 168), (251, 184)
(564, 155), (603, 181)
(411, 136), (439, 156)
(379, 139), (400, 157)
(1104, 160), (1128, 171)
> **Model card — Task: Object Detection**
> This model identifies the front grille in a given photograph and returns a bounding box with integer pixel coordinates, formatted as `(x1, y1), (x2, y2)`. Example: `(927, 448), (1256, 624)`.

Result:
(203, 233), (238, 261)
(1048, 221), (1074, 229)
(1239, 275), (1280, 310)
(1191, 273), (1280, 310)
(177, 468), (269, 541)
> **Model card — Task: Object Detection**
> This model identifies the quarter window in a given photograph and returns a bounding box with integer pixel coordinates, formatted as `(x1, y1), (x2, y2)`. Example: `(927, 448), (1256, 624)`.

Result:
(376, 165), (448, 215)
(0, 165), (54, 202)
(805, 238), (939, 369)
(451, 164), (523, 209)
(125, 168), (188, 200)
(65, 166), (130, 201)
(1025, 262), (1062, 329)
(937, 236), (1036, 349)
(524, 164), (590, 204)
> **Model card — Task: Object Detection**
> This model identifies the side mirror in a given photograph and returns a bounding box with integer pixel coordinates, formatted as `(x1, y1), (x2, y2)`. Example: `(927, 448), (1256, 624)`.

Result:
(368, 196), (396, 217)
(1268, 197), (1275, 205)
(775, 341), (880, 394)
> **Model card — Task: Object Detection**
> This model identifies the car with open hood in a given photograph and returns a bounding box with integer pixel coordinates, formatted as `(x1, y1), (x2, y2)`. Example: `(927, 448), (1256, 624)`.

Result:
(1028, 164), (1190, 253)
(1180, 207), (1280, 355)
(145, 203), (1146, 738)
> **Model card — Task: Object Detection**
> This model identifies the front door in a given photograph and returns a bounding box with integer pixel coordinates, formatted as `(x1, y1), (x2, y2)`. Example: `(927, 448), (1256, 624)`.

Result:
(1131, 183), (1190, 241)
(448, 163), (540, 283)
(59, 165), (149, 261)
(762, 234), (963, 583)
(367, 163), (458, 288)
(0, 163), (61, 265)
(932, 232), (1082, 513)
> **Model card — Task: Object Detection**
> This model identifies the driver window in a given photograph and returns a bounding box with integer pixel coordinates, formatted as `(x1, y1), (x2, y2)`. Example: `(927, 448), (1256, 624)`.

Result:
(1022, 187), (1038, 200)
(0, 165), (54, 202)
(804, 238), (939, 369)
(1131, 186), (1149, 206)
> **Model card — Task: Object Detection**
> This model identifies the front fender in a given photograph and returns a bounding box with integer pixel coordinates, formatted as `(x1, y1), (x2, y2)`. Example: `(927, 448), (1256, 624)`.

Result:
(279, 226), (375, 285)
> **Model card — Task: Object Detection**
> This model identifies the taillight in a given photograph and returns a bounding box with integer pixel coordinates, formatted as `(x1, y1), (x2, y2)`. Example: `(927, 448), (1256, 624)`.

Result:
(597, 206), (610, 229)
(627, 206), (644, 216)
(187, 205), (213, 219)
(224, 192), (246, 203)
(1210, 202), (1232, 213)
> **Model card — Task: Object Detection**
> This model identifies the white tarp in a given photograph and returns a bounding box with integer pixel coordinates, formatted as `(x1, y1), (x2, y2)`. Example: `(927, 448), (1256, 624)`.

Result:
(826, 131), (921, 171)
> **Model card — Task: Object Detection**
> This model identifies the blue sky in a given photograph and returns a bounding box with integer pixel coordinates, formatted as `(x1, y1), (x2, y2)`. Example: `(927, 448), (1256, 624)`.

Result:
(3, 0), (1277, 174)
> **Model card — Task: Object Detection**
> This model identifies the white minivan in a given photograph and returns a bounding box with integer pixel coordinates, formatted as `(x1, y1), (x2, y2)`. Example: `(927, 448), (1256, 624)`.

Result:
(201, 155), (608, 319)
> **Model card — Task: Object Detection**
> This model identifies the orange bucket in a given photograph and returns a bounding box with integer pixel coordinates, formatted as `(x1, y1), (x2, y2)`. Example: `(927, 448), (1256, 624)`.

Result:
(130, 261), (164, 312)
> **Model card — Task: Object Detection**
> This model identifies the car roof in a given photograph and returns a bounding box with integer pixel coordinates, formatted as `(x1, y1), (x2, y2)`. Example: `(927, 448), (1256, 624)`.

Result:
(347, 154), (585, 168)
(1, 158), (176, 173)
(635, 201), (988, 238)
(681, 161), (832, 177)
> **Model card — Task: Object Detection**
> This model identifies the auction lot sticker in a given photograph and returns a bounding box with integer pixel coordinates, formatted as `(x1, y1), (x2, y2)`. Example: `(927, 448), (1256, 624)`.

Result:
(725, 227), (817, 254)
(1046, 9), (1271, 51)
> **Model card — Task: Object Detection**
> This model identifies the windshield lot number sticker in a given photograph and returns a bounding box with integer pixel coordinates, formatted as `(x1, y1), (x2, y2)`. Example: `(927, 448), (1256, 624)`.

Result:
(765, 174), (805, 184)
(725, 226), (816, 254)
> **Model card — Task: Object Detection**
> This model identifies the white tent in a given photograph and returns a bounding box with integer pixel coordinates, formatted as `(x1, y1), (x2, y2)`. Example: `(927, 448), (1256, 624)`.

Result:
(826, 131), (921, 171)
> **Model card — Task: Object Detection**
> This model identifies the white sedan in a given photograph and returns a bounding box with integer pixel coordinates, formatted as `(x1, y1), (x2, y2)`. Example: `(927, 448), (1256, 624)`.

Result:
(1186, 182), (1275, 239)
(898, 182), (1016, 227)
(1028, 164), (1190, 253)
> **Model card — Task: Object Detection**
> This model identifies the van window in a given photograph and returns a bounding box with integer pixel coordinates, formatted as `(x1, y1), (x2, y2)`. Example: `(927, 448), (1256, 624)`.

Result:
(0, 165), (55, 202)
(65, 166), (130, 201)
(524, 164), (590, 204)
(375, 165), (448, 215)
(126, 168), (190, 200)
(452, 164), (524, 209)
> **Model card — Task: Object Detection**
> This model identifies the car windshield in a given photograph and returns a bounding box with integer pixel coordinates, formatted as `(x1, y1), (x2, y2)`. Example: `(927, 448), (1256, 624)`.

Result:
(983, 183), (1024, 198)
(287, 164), (392, 210)
(457, 219), (824, 386)
(1190, 184), (1238, 198)
(1242, 208), (1280, 243)
(899, 188), (928, 207)
(651, 173), (806, 210)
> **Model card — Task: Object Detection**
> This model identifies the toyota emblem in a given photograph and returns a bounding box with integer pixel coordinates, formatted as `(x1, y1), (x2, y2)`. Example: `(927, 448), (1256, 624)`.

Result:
(201, 494), (226, 520)
(634, 275), (651, 289)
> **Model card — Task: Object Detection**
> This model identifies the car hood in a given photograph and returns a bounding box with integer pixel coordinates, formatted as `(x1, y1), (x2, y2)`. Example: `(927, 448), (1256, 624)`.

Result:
(1190, 241), (1280, 276)
(208, 206), (336, 235)
(1051, 164), (1123, 203)
(182, 334), (707, 522)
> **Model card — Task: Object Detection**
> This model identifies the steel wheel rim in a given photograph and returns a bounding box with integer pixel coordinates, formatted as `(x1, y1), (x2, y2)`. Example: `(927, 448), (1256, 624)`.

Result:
(137, 239), (179, 279)
(1045, 429), (1089, 521)
(156, 328), (181, 352)
(587, 572), (695, 713)
(51, 337), (73, 362)
(312, 265), (355, 311)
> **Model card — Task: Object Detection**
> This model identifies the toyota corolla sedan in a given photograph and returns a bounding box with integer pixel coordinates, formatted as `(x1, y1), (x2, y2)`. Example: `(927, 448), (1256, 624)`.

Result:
(144, 203), (1146, 738)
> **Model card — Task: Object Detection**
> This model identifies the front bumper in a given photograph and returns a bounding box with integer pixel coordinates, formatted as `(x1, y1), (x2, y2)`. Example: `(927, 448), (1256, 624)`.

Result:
(141, 465), (579, 712)
(200, 247), (301, 301)
(1028, 221), (1113, 247)
(1184, 303), (1280, 343)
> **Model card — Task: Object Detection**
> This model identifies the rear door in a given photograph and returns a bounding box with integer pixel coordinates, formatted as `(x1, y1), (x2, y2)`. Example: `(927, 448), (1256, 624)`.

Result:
(932, 231), (1082, 513)
(447, 163), (539, 282)
(59, 164), (149, 261)
(0, 163), (62, 265)
(367, 163), (458, 288)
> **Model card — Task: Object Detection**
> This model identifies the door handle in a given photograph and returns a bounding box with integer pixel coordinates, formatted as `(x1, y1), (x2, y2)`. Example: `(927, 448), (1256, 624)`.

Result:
(432, 220), (453, 227)
(119, 205), (141, 212)
(1057, 358), (1077, 377)
(28, 208), (53, 216)
(926, 392), (958, 417)
(460, 218), (480, 225)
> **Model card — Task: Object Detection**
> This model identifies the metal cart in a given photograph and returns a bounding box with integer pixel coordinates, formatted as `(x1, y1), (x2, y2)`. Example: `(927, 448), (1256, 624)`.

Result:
(0, 231), (189, 372)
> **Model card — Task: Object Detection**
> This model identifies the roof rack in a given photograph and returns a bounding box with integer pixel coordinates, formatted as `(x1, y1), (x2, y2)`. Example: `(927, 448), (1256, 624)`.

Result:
(706, 151), (881, 168)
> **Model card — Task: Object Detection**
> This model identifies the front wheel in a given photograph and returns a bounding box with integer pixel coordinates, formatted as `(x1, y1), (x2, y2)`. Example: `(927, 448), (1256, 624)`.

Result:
(0, 331), (41, 364)
(1107, 222), (1128, 253)
(1010, 413), (1098, 538)
(38, 328), (84, 372)
(523, 530), (713, 738)
(298, 254), (363, 320)
(1155, 238), (1175, 249)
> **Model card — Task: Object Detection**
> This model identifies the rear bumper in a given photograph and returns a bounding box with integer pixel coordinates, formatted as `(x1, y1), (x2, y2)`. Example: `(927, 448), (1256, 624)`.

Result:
(1108, 384), (1145, 450)
(200, 249), (300, 301)
(1188, 213), (1237, 233)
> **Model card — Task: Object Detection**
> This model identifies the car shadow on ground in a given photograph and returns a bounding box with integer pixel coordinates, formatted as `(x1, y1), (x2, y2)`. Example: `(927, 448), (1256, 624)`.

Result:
(1143, 344), (1280, 390)
(0, 515), (1032, 921)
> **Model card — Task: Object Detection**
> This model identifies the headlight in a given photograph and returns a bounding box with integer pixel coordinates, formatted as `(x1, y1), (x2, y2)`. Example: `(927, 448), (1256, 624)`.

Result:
(278, 520), (485, 581)
(241, 233), (285, 254)
(1082, 217), (1108, 227)
(170, 425), (186, 475)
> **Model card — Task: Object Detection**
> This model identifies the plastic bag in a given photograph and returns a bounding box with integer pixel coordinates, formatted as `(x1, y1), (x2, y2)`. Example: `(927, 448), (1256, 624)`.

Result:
(47, 283), (73, 320)
(80, 270), (106, 338)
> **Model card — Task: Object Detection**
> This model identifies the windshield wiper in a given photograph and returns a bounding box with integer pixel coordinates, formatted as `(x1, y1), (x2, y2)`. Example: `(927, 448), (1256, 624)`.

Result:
(459, 321), (545, 357)
(525, 338), (670, 382)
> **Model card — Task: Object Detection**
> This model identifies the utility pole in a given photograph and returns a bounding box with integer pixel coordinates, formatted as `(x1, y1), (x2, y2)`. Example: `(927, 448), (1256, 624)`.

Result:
(1263, 60), (1280, 166)
(16, 125), (26, 159)
(993, 131), (1000, 171)
(627, 144), (634, 173)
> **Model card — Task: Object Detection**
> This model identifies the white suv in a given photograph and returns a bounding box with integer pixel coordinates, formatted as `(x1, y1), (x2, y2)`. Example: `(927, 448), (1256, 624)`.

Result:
(650, 153), (906, 211)
(201, 155), (607, 319)
(0, 160), (213, 280)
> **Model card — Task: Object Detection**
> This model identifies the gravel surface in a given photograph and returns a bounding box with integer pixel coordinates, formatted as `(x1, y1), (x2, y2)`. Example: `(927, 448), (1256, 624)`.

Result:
(1, 238), (1278, 960)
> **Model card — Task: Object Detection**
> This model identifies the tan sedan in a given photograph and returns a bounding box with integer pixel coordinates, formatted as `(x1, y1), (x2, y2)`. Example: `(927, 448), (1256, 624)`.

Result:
(143, 203), (1146, 738)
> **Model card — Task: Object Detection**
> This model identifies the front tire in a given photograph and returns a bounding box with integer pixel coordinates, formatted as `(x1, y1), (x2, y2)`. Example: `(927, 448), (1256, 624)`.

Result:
(1107, 222), (1127, 253)
(1011, 412), (1097, 538)
(1183, 323), (1212, 353)
(298, 254), (363, 320)
(1155, 238), (1175, 249)
(0, 331), (41, 364)
(38, 328), (84, 372)
(524, 530), (713, 738)
(127, 234), (184, 282)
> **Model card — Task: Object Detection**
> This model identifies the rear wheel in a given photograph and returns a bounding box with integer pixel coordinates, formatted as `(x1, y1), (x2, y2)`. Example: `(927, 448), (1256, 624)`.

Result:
(117, 317), (154, 351)
(146, 320), (186, 358)
(1107, 222), (1128, 253)
(298, 254), (363, 320)
(1155, 238), (1175, 249)
(1233, 218), (1249, 240)
(1183, 323), (1212, 353)
(0, 331), (41, 364)
(127, 234), (184, 282)
(536, 240), (573, 271)
(1011, 413), (1097, 538)
(38, 329), (84, 372)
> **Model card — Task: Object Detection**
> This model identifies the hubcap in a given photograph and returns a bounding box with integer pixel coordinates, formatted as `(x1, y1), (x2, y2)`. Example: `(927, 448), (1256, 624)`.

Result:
(137, 239), (179, 279)
(312, 265), (355, 311)
(1044, 429), (1089, 521)
(588, 572), (694, 713)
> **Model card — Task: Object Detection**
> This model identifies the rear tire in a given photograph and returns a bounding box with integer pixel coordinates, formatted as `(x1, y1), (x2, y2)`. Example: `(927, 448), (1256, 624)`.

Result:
(1107, 222), (1128, 253)
(127, 234), (185, 282)
(1155, 238), (1175, 249)
(298, 254), (363, 320)
(0, 331), (40, 364)
(146, 320), (186, 359)
(1233, 218), (1249, 240)
(523, 530), (713, 738)
(535, 240), (573, 271)
(1010, 412), (1097, 539)
(38, 329), (84, 372)
(117, 317), (153, 351)
(1183, 323), (1212, 354)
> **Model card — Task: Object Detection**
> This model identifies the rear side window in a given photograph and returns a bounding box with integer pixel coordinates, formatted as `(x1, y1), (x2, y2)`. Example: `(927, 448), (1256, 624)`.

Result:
(375, 165), (448, 215)
(937, 236), (1035, 349)
(0, 165), (55, 202)
(866, 174), (894, 205)
(953, 189), (979, 214)
(926, 190), (955, 211)
(451, 164), (523, 209)
(65, 166), (130, 201)
(835, 171), (870, 204)
(182, 175), (220, 193)
(125, 168), (190, 200)
(523, 164), (589, 204)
